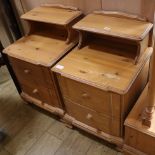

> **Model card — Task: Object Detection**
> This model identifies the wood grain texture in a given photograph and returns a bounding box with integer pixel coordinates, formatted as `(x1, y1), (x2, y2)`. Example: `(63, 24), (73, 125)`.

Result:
(64, 100), (121, 137)
(21, 6), (82, 25)
(3, 6), (83, 114)
(52, 8), (152, 147)
(63, 113), (124, 147)
(124, 85), (155, 136)
(142, 39), (155, 127)
(0, 66), (121, 155)
(124, 85), (155, 155)
(52, 45), (152, 94)
(73, 13), (153, 41)
(4, 34), (75, 67)
(8, 57), (62, 109)
(57, 75), (121, 119)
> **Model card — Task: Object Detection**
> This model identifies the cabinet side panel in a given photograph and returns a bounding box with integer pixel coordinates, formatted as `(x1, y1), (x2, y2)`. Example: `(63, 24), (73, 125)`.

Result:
(122, 60), (149, 126)
(125, 126), (155, 155)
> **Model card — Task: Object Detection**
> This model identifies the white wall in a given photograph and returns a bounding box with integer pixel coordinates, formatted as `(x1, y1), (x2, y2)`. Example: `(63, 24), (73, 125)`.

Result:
(12, 0), (155, 33)
(16, 0), (102, 14)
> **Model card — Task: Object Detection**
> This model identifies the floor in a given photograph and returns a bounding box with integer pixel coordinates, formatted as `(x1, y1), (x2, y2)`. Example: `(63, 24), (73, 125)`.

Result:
(0, 66), (123, 155)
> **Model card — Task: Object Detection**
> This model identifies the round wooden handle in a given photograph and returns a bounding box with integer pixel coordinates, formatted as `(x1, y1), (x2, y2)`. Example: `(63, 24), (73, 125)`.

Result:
(86, 113), (92, 120)
(24, 69), (30, 74)
(32, 89), (38, 94)
(82, 92), (89, 98)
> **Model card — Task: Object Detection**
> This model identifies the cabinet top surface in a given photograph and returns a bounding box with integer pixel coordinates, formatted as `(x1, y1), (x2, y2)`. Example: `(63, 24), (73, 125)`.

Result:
(73, 13), (153, 41)
(21, 6), (82, 25)
(52, 45), (152, 94)
(4, 34), (75, 67)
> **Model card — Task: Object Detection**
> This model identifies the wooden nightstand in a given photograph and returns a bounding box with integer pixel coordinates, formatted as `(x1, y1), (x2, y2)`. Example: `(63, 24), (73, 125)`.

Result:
(3, 5), (83, 117)
(52, 11), (153, 147)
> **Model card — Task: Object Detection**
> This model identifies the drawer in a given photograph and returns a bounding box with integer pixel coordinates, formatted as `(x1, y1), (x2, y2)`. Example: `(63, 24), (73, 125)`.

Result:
(65, 100), (120, 137)
(21, 84), (57, 107)
(58, 76), (121, 118)
(9, 57), (48, 88)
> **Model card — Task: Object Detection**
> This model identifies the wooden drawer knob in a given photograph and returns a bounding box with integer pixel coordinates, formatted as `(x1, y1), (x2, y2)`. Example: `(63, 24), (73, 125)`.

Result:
(32, 89), (38, 94)
(82, 92), (89, 98)
(86, 113), (92, 120)
(24, 69), (30, 74)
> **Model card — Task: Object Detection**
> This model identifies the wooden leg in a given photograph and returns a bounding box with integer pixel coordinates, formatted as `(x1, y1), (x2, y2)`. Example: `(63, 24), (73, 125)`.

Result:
(142, 39), (155, 127)
(142, 106), (154, 127)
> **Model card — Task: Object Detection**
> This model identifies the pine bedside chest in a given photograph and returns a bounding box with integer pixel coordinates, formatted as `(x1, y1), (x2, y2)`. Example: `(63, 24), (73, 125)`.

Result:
(3, 5), (83, 116)
(52, 11), (153, 147)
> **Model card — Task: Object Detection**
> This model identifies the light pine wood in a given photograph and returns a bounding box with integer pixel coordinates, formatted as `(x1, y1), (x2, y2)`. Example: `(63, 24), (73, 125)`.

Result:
(64, 100), (121, 137)
(53, 46), (152, 94)
(55, 59), (149, 146)
(57, 75), (121, 118)
(8, 57), (62, 112)
(73, 13), (153, 41)
(123, 35), (155, 155)
(15, 0), (101, 34)
(4, 34), (76, 67)
(41, 3), (79, 11)
(73, 12), (153, 63)
(21, 6), (82, 25)
(20, 92), (64, 116)
(124, 85), (155, 155)
(8, 57), (50, 87)
(3, 6), (83, 116)
(63, 114), (123, 147)
(142, 39), (155, 127)
(0, 66), (123, 155)
(52, 11), (153, 148)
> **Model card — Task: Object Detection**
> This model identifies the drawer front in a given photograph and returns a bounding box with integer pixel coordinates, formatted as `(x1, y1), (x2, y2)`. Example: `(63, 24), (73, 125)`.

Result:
(58, 76), (121, 118)
(21, 84), (57, 107)
(9, 57), (47, 88)
(65, 100), (120, 137)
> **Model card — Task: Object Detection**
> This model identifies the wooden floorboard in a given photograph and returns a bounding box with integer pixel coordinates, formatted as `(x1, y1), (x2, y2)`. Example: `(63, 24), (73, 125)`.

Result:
(0, 66), (123, 155)
(47, 121), (73, 141)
